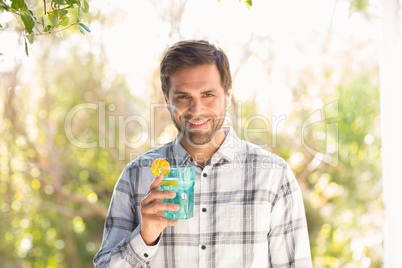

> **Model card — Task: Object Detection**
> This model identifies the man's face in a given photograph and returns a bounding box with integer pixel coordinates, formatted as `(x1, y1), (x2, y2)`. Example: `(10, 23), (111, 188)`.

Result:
(164, 64), (231, 147)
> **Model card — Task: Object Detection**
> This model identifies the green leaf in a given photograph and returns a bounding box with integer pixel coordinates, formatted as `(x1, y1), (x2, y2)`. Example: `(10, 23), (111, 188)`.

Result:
(51, 16), (58, 27)
(59, 17), (69, 27)
(351, 0), (368, 12)
(0, 24), (2, 29)
(78, 24), (85, 34)
(41, 17), (44, 28)
(20, 10), (35, 33)
(59, 9), (68, 17)
(246, 0), (252, 7)
(27, 32), (34, 44)
(82, 0), (89, 13)
(44, 25), (51, 32)
(49, 12), (58, 27)
(54, 0), (65, 5)
(11, 0), (23, 10)
(79, 23), (90, 32)
(21, 2), (28, 10)
(25, 40), (28, 56)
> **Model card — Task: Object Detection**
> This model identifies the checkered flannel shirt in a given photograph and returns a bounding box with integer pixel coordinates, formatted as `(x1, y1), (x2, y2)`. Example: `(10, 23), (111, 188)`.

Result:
(94, 127), (312, 267)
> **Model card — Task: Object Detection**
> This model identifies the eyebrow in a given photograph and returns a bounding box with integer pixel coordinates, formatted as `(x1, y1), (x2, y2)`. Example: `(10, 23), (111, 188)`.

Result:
(171, 90), (189, 95)
(171, 89), (216, 96)
(201, 89), (215, 94)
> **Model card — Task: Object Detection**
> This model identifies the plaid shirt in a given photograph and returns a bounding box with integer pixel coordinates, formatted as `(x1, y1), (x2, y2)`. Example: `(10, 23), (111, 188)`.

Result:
(94, 127), (312, 267)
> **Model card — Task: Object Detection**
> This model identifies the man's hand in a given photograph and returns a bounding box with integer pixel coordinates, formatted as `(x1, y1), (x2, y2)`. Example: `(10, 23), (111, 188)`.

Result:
(140, 173), (179, 246)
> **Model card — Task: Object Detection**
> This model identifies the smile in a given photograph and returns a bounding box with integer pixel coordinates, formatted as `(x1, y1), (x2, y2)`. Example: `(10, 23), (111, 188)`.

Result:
(186, 119), (210, 127)
(189, 120), (209, 125)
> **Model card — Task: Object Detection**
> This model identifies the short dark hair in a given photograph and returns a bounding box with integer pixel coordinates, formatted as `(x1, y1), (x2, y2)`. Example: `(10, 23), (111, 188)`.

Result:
(160, 40), (232, 97)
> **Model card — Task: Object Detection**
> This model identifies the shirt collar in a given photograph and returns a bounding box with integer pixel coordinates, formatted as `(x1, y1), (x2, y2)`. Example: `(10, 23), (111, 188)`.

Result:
(171, 135), (192, 165)
(211, 126), (244, 164)
(171, 126), (242, 166)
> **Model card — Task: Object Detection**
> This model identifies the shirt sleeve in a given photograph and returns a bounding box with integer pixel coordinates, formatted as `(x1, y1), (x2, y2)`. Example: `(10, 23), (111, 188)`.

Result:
(268, 163), (312, 267)
(93, 165), (160, 268)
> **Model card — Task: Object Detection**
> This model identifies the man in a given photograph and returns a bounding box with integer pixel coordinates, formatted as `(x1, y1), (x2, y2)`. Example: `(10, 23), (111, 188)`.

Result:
(94, 40), (312, 267)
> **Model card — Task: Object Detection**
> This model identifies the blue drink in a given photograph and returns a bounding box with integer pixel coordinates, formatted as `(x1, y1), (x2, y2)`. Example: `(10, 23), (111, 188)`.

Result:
(159, 166), (195, 220)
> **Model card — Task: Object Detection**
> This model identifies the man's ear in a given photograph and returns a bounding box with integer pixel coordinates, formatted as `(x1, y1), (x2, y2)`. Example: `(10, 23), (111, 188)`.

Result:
(163, 93), (172, 113)
(226, 86), (233, 108)
(163, 93), (168, 104)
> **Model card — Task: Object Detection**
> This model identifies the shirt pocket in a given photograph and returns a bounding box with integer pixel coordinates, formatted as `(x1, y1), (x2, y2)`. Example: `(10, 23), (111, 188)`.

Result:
(223, 201), (270, 242)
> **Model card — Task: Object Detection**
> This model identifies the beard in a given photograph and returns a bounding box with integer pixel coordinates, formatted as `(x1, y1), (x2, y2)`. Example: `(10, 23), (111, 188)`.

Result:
(168, 103), (227, 146)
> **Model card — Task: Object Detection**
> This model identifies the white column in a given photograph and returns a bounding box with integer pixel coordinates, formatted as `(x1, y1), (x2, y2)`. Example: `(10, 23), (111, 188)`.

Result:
(379, 0), (402, 267)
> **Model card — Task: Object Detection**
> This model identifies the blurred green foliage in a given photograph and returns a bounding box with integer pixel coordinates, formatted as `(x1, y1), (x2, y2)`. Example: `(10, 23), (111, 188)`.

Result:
(0, 36), (150, 266)
(307, 73), (382, 267)
(226, 70), (382, 266)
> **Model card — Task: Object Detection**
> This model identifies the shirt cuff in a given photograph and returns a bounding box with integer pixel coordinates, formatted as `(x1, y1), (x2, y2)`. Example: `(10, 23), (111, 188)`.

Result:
(129, 225), (160, 263)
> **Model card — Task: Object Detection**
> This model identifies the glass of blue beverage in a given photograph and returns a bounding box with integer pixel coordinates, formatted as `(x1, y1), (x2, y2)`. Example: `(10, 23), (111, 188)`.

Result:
(159, 165), (195, 220)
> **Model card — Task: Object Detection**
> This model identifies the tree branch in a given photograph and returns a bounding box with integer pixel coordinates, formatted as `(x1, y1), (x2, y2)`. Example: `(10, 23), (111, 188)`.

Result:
(35, 22), (80, 36)
(40, 201), (97, 218)
(53, 186), (108, 218)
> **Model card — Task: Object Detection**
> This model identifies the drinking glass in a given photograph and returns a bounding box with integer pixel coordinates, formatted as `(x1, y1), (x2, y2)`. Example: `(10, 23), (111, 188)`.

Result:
(159, 165), (195, 220)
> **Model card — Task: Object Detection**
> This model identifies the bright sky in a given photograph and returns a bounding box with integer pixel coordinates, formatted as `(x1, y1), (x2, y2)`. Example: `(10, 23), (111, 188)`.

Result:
(0, 0), (379, 117)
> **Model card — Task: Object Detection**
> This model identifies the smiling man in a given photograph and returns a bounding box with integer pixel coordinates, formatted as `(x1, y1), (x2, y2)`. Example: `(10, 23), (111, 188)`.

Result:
(165, 63), (230, 164)
(94, 40), (312, 267)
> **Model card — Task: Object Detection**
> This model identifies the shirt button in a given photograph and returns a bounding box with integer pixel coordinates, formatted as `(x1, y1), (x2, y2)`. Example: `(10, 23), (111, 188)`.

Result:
(201, 245), (206, 250)
(144, 253), (148, 258)
(203, 173), (207, 177)
(202, 208), (207, 212)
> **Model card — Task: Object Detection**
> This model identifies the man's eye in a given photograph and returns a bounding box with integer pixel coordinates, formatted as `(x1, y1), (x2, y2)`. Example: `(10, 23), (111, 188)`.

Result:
(204, 94), (213, 97)
(178, 95), (189, 99)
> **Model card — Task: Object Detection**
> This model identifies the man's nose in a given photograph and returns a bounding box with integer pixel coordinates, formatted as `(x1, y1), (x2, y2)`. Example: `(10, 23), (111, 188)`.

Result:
(189, 97), (203, 116)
